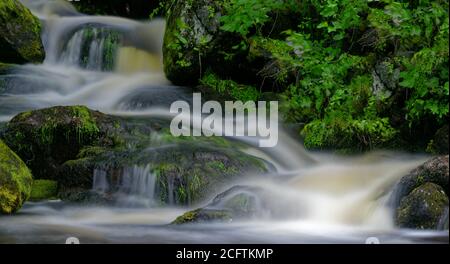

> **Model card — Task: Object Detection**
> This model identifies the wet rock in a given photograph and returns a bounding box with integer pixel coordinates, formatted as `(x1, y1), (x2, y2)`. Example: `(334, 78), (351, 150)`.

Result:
(0, 139), (33, 214)
(2, 106), (270, 205)
(392, 155), (449, 229)
(172, 208), (233, 224)
(2, 106), (127, 180)
(393, 156), (449, 204)
(0, 0), (45, 63)
(396, 183), (449, 230)
(172, 185), (267, 224)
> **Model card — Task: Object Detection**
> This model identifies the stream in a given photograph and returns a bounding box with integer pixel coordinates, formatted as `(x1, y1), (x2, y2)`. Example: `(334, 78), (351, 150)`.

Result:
(0, 0), (448, 244)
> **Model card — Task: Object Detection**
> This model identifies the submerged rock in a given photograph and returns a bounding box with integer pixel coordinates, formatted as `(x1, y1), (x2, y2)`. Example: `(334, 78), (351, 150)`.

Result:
(172, 208), (233, 224)
(0, 139), (33, 214)
(172, 185), (267, 224)
(396, 183), (449, 230)
(392, 155), (449, 229)
(0, 0), (45, 63)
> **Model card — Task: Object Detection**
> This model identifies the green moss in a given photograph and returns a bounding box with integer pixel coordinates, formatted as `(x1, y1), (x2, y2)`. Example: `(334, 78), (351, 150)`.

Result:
(0, 139), (33, 214)
(397, 182), (449, 229)
(0, 0), (45, 63)
(29, 180), (58, 201)
(200, 71), (260, 101)
(172, 208), (233, 224)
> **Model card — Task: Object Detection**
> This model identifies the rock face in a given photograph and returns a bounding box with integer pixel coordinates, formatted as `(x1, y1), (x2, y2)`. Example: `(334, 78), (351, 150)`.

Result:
(0, 0), (45, 64)
(2, 106), (269, 206)
(393, 155), (449, 229)
(396, 183), (448, 229)
(0, 139), (33, 214)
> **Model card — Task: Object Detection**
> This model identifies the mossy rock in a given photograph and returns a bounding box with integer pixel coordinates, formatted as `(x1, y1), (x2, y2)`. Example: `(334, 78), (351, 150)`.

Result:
(29, 179), (58, 201)
(59, 143), (269, 206)
(396, 182), (449, 230)
(0, 139), (33, 214)
(0, 0), (45, 63)
(2, 106), (126, 180)
(2, 106), (270, 206)
(391, 155), (449, 211)
(172, 185), (267, 224)
(172, 208), (233, 224)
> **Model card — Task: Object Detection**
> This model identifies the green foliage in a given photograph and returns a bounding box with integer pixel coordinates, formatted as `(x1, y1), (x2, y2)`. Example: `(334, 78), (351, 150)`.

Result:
(30, 180), (58, 201)
(220, 0), (284, 36)
(200, 71), (260, 101)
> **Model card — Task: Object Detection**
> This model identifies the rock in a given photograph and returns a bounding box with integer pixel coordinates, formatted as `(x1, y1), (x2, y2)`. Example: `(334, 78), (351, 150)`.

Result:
(396, 183), (449, 230)
(172, 185), (267, 224)
(2, 106), (127, 180)
(59, 143), (269, 205)
(29, 179), (57, 201)
(427, 125), (449, 155)
(392, 155), (449, 206)
(163, 0), (301, 87)
(2, 106), (270, 205)
(392, 155), (449, 229)
(0, 139), (33, 214)
(0, 0), (45, 63)
(163, 0), (225, 85)
(172, 208), (233, 224)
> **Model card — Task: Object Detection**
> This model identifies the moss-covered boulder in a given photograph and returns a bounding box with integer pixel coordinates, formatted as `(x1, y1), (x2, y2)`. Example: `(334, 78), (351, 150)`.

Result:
(2, 106), (269, 206)
(58, 142), (268, 206)
(0, 0), (45, 64)
(0, 139), (33, 214)
(392, 155), (449, 204)
(29, 179), (58, 201)
(1, 106), (126, 180)
(396, 183), (449, 230)
(392, 155), (449, 229)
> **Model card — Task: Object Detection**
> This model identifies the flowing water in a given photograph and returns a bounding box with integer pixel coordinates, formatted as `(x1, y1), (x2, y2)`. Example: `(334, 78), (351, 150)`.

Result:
(0, 0), (448, 244)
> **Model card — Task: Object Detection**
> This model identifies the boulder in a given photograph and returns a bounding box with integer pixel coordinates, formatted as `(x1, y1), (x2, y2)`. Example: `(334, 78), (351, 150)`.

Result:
(0, 0), (45, 63)
(392, 155), (449, 229)
(2, 106), (270, 206)
(396, 183), (449, 230)
(0, 139), (33, 214)
(1, 105), (128, 180)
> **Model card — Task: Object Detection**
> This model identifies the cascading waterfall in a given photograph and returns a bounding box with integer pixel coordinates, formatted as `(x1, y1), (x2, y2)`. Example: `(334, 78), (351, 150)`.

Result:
(0, 0), (447, 243)
(93, 165), (158, 207)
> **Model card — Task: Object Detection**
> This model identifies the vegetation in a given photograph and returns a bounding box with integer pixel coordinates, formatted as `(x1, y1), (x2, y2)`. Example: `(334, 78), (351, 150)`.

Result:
(30, 180), (58, 201)
(162, 0), (449, 152)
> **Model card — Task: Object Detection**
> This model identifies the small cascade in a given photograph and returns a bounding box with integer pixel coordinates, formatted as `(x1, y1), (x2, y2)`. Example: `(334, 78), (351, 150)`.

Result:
(92, 165), (158, 207)
(60, 26), (121, 71)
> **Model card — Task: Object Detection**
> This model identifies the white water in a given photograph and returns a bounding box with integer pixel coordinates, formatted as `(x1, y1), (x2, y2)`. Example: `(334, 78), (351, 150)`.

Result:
(0, 0), (448, 244)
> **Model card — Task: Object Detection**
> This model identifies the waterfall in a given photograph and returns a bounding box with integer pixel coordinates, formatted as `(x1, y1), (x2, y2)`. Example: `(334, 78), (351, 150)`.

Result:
(92, 165), (158, 207)
(60, 26), (121, 71)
